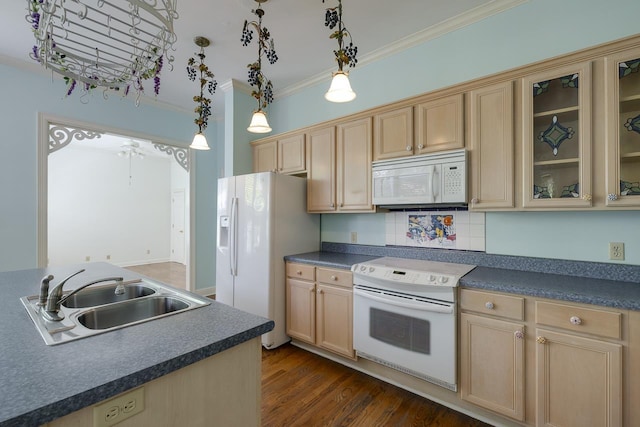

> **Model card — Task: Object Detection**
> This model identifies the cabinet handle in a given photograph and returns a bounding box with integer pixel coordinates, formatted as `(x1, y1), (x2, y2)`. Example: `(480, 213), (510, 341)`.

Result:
(537, 336), (547, 344)
(470, 198), (479, 204)
(570, 316), (582, 325)
(406, 146), (412, 151)
(514, 330), (524, 340)
(608, 193), (618, 201)
(485, 302), (494, 310)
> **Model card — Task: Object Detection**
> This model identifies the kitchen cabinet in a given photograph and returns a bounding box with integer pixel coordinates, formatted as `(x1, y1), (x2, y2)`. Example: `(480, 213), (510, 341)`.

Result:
(605, 47), (640, 207)
(307, 119), (374, 213)
(459, 289), (525, 421)
(521, 61), (592, 208)
(252, 132), (306, 174)
(467, 81), (514, 210)
(415, 93), (465, 154)
(373, 106), (414, 160)
(535, 300), (622, 427)
(285, 262), (355, 359)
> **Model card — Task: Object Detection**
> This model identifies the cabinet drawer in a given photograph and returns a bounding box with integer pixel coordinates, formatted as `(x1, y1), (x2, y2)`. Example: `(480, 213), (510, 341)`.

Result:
(460, 289), (524, 321)
(535, 301), (621, 340)
(316, 268), (352, 288)
(286, 263), (315, 281)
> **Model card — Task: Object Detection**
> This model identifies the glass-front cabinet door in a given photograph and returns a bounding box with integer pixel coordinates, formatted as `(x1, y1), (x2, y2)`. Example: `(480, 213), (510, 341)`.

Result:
(522, 62), (592, 208)
(605, 48), (640, 207)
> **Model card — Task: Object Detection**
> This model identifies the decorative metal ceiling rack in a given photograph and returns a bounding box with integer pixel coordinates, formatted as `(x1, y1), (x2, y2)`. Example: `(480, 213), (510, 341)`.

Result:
(28, 0), (178, 103)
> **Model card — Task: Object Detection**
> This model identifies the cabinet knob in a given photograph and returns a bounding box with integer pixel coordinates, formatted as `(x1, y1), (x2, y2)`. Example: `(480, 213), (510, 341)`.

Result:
(485, 302), (494, 310)
(570, 316), (582, 325)
(330, 275), (337, 281)
(608, 193), (618, 201)
(330, 202), (335, 208)
(317, 289), (323, 294)
(296, 270), (302, 275)
(470, 198), (479, 204)
(514, 330), (524, 340)
(537, 336), (547, 344)
(418, 144), (424, 149)
(406, 146), (412, 151)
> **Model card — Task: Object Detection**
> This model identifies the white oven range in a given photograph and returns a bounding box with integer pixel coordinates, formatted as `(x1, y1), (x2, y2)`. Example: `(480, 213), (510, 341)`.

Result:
(351, 257), (476, 391)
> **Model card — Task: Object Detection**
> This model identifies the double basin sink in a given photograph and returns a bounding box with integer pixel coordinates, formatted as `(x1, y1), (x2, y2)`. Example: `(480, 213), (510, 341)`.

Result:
(21, 278), (211, 345)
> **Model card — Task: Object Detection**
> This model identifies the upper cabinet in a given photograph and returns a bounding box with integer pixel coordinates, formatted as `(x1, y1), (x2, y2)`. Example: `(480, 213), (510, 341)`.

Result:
(468, 82), (514, 210)
(373, 106), (413, 160)
(605, 47), (640, 207)
(252, 132), (306, 175)
(307, 119), (374, 213)
(521, 62), (592, 208)
(373, 95), (465, 161)
(415, 93), (465, 155)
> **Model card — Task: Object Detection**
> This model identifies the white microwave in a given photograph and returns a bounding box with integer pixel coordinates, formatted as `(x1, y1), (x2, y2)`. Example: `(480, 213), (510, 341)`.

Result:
(372, 149), (467, 208)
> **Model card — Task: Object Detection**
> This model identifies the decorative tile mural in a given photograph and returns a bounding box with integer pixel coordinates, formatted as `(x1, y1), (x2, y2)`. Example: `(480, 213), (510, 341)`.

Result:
(386, 210), (485, 251)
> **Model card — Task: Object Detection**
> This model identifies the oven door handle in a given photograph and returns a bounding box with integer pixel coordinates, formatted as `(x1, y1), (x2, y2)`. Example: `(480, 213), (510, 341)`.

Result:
(354, 287), (454, 314)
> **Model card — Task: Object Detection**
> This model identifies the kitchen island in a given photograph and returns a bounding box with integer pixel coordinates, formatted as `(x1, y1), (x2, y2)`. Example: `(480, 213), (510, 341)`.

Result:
(0, 262), (273, 427)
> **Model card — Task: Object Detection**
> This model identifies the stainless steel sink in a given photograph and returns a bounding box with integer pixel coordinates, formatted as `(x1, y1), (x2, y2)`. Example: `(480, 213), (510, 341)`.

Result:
(77, 296), (189, 330)
(21, 278), (210, 345)
(62, 283), (156, 308)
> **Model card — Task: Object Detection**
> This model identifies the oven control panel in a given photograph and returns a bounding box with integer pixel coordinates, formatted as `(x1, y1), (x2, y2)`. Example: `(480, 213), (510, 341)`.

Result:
(352, 264), (457, 287)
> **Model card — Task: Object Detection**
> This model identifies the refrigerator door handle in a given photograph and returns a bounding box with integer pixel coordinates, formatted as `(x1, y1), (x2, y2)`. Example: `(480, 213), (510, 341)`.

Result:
(230, 197), (238, 276)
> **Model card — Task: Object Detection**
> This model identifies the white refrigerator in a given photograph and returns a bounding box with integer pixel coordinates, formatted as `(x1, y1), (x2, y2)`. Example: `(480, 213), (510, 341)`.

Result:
(216, 172), (320, 349)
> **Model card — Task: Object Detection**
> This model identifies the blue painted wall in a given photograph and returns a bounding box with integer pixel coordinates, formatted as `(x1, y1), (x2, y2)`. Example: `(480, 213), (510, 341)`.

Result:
(0, 63), (220, 289)
(267, 0), (640, 266)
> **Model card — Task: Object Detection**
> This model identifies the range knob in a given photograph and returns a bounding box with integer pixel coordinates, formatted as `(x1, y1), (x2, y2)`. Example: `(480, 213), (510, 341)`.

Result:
(439, 276), (449, 284)
(369, 267), (375, 273)
(429, 275), (436, 282)
(360, 265), (366, 272)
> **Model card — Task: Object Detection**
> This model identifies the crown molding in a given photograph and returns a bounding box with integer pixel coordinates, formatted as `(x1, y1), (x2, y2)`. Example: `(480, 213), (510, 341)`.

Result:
(276, 0), (528, 100)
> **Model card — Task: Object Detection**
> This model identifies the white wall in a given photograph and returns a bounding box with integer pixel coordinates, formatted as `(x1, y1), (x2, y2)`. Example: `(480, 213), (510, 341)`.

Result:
(48, 143), (172, 266)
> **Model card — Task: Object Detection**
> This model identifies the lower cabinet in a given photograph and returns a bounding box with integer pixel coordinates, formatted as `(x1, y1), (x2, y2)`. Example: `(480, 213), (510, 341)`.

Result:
(459, 288), (626, 427)
(285, 262), (355, 359)
(460, 289), (526, 421)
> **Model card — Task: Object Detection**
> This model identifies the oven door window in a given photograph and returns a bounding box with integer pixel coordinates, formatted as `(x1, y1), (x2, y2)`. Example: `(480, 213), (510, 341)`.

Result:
(370, 307), (430, 354)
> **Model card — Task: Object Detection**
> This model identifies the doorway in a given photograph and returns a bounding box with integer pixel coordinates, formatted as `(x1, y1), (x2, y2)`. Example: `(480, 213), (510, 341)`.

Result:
(37, 113), (195, 291)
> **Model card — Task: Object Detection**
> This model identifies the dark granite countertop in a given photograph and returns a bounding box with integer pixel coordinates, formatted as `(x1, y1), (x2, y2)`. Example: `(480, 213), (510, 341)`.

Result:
(284, 252), (379, 270)
(287, 250), (640, 311)
(0, 262), (273, 427)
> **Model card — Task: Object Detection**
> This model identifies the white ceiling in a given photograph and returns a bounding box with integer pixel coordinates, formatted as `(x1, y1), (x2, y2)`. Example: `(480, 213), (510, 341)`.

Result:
(1, 0), (520, 116)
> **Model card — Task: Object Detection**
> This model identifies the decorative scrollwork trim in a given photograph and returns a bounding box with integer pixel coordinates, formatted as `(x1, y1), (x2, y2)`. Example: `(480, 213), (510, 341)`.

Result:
(48, 125), (103, 154)
(153, 143), (189, 172)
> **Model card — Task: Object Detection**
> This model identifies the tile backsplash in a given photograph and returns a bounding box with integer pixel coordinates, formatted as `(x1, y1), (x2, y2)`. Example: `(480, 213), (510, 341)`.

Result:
(385, 211), (485, 251)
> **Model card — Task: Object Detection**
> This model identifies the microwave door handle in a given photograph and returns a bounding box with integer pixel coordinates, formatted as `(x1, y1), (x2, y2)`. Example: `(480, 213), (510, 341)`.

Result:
(431, 165), (439, 203)
(354, 288), (454, 314)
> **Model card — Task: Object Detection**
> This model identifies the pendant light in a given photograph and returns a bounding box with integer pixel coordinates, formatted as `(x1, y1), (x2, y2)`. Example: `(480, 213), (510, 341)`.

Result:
(323, 0), (358, 103)
(242, 0), (278, 133)
(187, 36), (217, 150)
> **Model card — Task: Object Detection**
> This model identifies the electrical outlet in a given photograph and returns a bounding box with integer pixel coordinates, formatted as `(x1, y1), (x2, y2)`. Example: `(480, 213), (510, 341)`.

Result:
(93, 387), (144, 427)
(85, 256), (91, 262)
(146, 249), (151, 254)
(350, 231), (358, 244)
(106, 255), (111, 260)
(609, 242), (625, 260)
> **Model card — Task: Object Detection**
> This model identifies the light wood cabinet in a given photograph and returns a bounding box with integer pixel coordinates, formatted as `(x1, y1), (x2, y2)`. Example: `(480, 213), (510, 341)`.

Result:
(468, 81), (514, 210)
(521, 61), (592, 208)
(415, 93), (465, 154)
(285, 262), (355, 359)
(460, 289), (525, 421)
(605, 47), (640, 207)
(535, 329), (622, 427)
(252, 132), (306, 174)
(373, 106), (414, 160)
(307, 119), (374, 213)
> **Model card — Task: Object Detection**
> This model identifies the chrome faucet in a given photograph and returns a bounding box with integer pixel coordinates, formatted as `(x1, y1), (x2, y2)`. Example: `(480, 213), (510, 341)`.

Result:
(39, 269), (124, 321)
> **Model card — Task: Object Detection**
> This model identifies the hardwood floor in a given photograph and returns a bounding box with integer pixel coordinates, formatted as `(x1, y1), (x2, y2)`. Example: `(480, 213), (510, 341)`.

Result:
(124, 261), (186, 290)
(262, 344), (491, 427)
